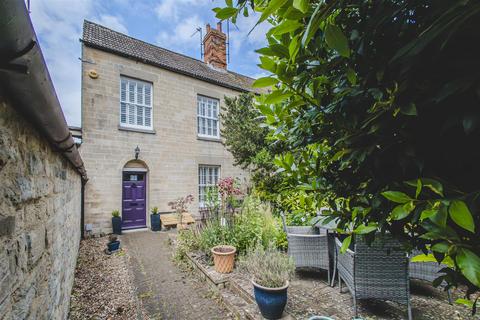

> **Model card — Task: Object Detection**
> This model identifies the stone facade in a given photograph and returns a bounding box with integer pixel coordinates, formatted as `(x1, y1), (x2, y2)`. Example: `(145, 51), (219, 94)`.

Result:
(80, 46), (248, 234)
(0, 95), (82, 319)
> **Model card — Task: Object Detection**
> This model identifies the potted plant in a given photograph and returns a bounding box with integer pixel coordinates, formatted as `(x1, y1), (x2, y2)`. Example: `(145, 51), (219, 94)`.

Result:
(211, 244), (236, 273)
(209, 177), (243, 273)
(240, 246), (295, 320)
(107, 234), (120, 253)
(150, 206), (161, 231)
(168, 194), (194, 229)
(111, 210), (122, 235)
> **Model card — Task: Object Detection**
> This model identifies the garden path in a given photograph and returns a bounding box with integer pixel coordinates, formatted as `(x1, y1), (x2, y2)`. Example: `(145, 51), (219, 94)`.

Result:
(121, 231), (233, 320)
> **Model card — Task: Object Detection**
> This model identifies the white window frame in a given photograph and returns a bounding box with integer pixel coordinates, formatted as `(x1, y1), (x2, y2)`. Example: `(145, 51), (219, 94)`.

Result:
(197, 95), (220, 139)
(198, 165), (220, 208)
(120, 76), (153, 130)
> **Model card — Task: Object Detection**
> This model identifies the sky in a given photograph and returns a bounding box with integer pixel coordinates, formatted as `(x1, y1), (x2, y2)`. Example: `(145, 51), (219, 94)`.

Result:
(29, 0), (269, 127)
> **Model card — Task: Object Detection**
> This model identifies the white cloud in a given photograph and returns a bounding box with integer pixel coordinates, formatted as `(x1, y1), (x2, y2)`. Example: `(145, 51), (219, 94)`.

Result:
(156, 15), (204, 53)
(155, 0), (203, 21)
(94, 15), (128, 34)
(29, 0), (128, 126)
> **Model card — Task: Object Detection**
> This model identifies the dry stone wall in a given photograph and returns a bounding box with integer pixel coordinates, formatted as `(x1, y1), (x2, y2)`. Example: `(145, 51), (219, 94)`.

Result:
(0, 95), (82, 319)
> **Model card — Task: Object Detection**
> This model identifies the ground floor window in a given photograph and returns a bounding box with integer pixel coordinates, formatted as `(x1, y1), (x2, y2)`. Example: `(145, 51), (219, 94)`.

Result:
(198, 165), (220, 207)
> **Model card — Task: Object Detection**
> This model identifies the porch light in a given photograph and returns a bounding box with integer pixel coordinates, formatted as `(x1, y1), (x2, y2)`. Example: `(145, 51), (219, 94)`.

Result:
(134, 146), (140, 159)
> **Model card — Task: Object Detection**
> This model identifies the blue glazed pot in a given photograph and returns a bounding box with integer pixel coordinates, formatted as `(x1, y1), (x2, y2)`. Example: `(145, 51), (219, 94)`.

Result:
(107, 240), (120, 252)
(253, 280), (289, 320)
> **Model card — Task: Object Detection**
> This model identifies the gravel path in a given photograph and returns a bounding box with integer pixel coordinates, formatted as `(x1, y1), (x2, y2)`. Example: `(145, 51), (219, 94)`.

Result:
(69, 237), (145, 320)
(122, 231), (233, 320)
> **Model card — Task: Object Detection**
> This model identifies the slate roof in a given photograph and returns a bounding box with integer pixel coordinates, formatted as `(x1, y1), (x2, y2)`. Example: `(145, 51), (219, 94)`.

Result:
(82, 20), (256, 93)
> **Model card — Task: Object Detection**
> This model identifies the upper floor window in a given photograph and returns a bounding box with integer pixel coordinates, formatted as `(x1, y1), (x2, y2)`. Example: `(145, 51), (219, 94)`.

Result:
(120, 77), (152, 130)
(197, 95), (219, 138)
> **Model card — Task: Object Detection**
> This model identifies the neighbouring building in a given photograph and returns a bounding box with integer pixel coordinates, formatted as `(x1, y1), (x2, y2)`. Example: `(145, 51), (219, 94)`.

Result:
(0, 1), (86, 319)
(80, 20), (256, 234)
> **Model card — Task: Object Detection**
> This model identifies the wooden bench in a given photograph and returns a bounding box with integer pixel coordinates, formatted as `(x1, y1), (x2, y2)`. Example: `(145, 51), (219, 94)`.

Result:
(160, 212), (195, 228)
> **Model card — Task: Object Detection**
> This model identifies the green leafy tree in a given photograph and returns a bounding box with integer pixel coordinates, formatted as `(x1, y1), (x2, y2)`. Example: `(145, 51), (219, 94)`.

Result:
(215, 0), (480, 304)
(221, 93), (282, 199)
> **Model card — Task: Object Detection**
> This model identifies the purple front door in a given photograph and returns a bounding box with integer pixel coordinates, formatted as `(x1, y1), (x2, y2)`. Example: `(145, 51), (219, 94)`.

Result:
(122, 172), (147, 229)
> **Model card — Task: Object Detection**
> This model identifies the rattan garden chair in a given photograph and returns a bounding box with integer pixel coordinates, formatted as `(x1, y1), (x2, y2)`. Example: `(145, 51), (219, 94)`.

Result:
(409, 250), (453, 303)
(335, 236), (412, 320)
(281, 214), (331, 283)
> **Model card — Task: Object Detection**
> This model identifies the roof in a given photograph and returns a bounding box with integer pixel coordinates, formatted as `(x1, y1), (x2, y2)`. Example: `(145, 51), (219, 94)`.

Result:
(82, 20), (256, 93)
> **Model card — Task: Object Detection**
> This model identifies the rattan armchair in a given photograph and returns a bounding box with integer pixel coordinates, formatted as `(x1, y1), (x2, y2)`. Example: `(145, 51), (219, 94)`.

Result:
(409, 250), (453, 303)
(335, 236), (412, 320)
(281, 214), (331, 283)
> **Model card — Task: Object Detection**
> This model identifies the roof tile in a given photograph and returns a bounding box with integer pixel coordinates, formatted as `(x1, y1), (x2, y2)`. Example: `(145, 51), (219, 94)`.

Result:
(82, 20), (257, 93)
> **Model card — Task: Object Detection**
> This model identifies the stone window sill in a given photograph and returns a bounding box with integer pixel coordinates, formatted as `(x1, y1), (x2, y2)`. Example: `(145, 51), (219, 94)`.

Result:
(197, 136), (222, 143)
(118, 125), (156, 134)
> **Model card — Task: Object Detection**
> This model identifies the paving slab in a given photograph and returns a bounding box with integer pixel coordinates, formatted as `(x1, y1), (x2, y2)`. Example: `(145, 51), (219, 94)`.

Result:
(121, 231), (234, 320)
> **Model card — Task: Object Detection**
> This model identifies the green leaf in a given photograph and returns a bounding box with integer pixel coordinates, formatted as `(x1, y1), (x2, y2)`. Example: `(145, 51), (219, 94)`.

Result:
(255, 47), (275, 56)
(252, 77), (279, 88)
(324, 23), (350, 58)
(264, 90), (292, 104)
(346, 68), (356, 85)
(422, 178), (444, 196)
(258, 56), (276, 72)
(411, 253), (437, 263)
(289, 35), (300, 62)
(431, 242), (449, 253)
(391, 202), (415, 220)
(293, 0), (309, 13)
(259, 0), (289, 24)
(456, 248), (480, 287)
(381, 191), (412, 203)
(415, 179), (422, 198)
(400, 103), (417, 116)
(354, 223), (377, 234)
(420, 209), (437, 221)
(272, 20), (303, 35)
(340, 235), (352, 253)
(449, 200), (475, 233)
(270, 44), (290, 58)
(215, 7), (238, 20)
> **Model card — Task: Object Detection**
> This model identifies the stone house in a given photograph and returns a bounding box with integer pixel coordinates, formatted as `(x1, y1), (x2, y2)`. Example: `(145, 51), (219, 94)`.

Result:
(80, 21), (255, 234)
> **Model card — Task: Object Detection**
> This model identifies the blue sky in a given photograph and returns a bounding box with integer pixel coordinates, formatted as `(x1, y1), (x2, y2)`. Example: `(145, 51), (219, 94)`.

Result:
(29, 0), (269, 127)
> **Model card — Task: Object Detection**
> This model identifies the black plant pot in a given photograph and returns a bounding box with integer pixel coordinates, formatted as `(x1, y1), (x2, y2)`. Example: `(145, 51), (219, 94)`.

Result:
(151, 214), (161, 231)
(107, 240), (120, 252)
(112, 216), (122, 235)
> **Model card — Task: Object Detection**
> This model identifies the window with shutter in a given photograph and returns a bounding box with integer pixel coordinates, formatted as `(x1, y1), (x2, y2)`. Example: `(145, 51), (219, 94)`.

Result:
(119, 77), (153, 130)
(198, 165), (220, 207)
(197, 95), (219, 138)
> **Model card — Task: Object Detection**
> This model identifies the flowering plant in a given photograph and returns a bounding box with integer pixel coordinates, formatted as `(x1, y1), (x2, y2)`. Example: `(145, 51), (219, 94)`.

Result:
(217, 177), (243, 220)
(168, 194), (194, 225)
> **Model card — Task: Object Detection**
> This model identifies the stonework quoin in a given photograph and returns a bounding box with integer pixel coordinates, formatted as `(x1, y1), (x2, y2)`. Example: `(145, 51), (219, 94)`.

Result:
(203, 22), (227, 70)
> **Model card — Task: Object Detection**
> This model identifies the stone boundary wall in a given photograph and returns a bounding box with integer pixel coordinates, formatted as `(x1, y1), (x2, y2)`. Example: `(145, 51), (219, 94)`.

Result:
(0, 95), (82, 319)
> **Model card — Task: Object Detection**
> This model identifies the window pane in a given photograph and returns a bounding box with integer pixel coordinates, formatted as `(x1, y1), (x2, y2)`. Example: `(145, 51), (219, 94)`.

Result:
(128, 82), (135, 103)
(120, 103), (127, 123)
(128, 104), (135, 124)
(137, 106), (143, 125)
(137, 83), (144, 105)
(144, 85), (151, 106)
(207, 119), (212, 136)
(213, 120), (217, 137)
(145, 107), (151, 127)
(213, 104), (217, 118)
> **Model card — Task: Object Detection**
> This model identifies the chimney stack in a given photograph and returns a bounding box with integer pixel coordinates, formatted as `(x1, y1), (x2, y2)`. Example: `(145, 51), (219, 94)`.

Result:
(203, 22), (227, 70)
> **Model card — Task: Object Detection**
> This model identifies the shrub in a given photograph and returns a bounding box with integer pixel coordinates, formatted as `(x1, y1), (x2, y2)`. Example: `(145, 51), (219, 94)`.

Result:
(239, 245), (295, 288)
(111, 210), (120, 218)
(173, 229), (201, 263)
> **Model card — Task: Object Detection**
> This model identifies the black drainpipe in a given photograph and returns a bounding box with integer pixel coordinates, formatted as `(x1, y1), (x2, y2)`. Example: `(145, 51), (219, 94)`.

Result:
(81, 180), (86, 239)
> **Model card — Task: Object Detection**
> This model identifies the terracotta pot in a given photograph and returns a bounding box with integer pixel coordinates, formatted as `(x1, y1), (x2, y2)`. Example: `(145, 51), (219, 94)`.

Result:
(211, 245), (236, 273)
